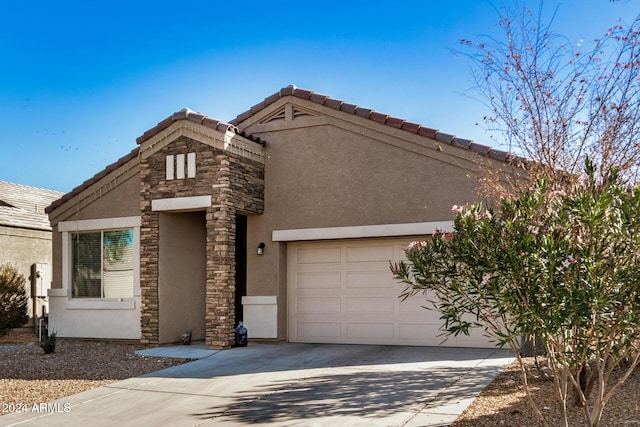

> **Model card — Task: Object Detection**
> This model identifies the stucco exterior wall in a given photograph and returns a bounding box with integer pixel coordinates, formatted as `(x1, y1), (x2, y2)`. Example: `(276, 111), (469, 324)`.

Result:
(45, 160), (142, 340)
(0, 225), (53, 326)
(158, 211), (206, 344)
(49, 172), (141, 290)
(239, 99), (488, 341)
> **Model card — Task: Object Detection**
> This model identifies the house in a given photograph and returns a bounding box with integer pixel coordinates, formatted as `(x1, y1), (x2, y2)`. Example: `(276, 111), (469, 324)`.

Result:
(45, 86), (517, 349)
(0, 181), (64, 329)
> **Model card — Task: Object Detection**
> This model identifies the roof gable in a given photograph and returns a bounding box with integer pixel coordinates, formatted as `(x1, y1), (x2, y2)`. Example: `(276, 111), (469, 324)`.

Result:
(47, 109), (266, 217)
(231, 85), (518, 164)
(137, 108), (265, 147)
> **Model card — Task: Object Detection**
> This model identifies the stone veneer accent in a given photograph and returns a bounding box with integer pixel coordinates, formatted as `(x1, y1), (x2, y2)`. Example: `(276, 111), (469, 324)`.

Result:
(139, 135), (264, 348)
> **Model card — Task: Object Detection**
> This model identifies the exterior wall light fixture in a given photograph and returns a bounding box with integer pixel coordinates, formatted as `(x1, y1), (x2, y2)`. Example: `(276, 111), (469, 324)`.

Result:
(257, 242), (265, 255)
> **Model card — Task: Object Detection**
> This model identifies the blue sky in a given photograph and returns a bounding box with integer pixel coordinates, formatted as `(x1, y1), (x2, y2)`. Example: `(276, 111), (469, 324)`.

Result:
(1, 0), (637, 192)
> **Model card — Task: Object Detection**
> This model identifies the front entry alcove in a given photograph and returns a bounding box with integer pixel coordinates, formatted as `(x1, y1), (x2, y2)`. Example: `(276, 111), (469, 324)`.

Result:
(158, 211), (206, 344)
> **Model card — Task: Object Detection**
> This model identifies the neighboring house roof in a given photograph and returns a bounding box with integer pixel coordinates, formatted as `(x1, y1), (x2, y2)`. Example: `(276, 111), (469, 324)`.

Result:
(230, 85), (517, 163)
(0, 181), (64, 231)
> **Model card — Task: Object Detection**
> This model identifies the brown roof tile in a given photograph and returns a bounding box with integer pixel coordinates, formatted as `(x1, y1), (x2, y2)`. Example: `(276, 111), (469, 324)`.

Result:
(401, 121), (421, 133)
(264, 92), (281, 106)
(137, 108), (264, 147)
(487, 149), (510, 162)
(229, 85), (522, 165)
(469, 142), (492, 155)
(370, 111), (389, 124)
(309, 93), (328, 104)
(385, 117), (405, 129)
(323, 98), (344, 110)
(452, 137), (472, 149)
(435, 132), (455, 144)
(354, 107), (372, 118)
(292, 88), (313, 100)
(417, 126), (438, 139)
(280, 85), (295, 96)
(340, 103), (358, 114)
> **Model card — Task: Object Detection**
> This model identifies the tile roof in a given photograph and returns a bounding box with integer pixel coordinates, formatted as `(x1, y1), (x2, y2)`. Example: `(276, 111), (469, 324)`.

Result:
(46, 87), (522, 218)
(230, 85), (519, 164)
(0, 181), (64, 231)
(136, 108), (265, 146)
(48, 109), (266, 216)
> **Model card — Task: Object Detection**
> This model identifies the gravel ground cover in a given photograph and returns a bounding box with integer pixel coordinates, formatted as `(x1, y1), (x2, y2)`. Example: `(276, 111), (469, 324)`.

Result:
(0, 330), (193, 415)
(2, 330), (638, 425)
(454, 357), (640, 426)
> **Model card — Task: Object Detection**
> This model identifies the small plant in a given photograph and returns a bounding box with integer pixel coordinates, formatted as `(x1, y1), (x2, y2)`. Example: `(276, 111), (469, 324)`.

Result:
(181, 329), (192, 345)
(0, 263), (29, 335)
(40, 329), (57, 354)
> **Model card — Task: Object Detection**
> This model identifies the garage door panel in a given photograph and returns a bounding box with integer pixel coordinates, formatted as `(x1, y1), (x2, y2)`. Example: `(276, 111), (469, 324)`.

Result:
(295, 271), (342, 289)
(346, 270), (395, 289)
(346, 245), (394, 263)
(347, 322), (394, 340)
(294, 297), (341, 314)
(346, 297), (395, 314)
(288, 239), (495, 348)
(398, 295), (439, 316)
(295, 321), (342, 339)
(296, 247), (341, 264)
(399, 322), (444, 342)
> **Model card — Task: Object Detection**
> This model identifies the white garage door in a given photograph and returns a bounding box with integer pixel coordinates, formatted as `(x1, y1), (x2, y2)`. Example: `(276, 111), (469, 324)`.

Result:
(287, 238), (495, 348)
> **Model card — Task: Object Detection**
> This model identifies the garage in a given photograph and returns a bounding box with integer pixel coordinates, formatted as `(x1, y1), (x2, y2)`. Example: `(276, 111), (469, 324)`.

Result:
(287, 238), (495, 348)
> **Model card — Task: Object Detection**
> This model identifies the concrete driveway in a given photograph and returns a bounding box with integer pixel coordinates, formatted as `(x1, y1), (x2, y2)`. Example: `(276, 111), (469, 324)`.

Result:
(1, 343), (512, 427)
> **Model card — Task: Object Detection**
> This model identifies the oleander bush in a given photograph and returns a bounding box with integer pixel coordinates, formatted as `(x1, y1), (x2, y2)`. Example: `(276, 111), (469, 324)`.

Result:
(391, 162), (640, 427)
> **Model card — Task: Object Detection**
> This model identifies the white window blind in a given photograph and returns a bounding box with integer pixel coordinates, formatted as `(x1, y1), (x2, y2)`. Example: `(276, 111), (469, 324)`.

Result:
(72, 229), (134, 298)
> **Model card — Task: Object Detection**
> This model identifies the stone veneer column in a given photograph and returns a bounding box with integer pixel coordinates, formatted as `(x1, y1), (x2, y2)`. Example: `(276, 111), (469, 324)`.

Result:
(138, 133), (264, 347)
(139, 180), (160, 345)
(206, 155), (237, 348)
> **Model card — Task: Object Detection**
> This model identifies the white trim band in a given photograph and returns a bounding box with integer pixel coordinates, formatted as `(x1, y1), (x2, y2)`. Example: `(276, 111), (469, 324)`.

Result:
(151, 195), (212, 212)
(272, 221), (454, 242)
(58, 216), (141, 232)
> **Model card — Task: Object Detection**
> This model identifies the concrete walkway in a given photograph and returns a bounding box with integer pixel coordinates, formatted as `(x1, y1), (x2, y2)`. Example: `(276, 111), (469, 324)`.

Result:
(1, 343), (513, 427)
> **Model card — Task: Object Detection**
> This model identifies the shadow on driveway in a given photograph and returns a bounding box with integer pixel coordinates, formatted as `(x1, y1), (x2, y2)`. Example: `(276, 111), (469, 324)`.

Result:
(188, 364), (505, 424)
(1, 343), (513, 427)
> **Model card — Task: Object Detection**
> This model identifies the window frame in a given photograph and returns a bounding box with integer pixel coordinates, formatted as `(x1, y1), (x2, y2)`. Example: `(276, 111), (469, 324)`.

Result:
(60, 216), (141, 303)
(71, 229), (135, 299)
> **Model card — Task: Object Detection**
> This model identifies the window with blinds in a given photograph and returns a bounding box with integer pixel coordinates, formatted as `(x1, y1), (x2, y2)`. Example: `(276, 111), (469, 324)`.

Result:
(72, 229), (134, 298)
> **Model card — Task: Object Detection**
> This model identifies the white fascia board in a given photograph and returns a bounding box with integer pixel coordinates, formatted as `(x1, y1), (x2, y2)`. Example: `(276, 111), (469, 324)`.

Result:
(272, 221), (454, 242)
(58, 216), (141, 232)
(151, 195), (212, 212)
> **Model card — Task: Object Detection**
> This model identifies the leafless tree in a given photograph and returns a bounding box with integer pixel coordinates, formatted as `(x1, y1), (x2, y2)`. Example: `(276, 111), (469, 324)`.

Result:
(461, 4), (640, 189)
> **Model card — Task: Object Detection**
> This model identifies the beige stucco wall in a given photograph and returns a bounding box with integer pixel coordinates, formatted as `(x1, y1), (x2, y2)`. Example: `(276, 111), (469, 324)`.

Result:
(49, 170), (140, 290)
(44, 96), (511, 343)
(158, 211), (206, 344)
(45, 160), (142, 340)
(239, 98), (490, 341)
(0, 225), (53, 326)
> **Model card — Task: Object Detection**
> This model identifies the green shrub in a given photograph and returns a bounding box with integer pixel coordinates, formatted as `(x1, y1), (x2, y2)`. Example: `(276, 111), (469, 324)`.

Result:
(0, 263), (29, 335)
(40, 329), (57, 354)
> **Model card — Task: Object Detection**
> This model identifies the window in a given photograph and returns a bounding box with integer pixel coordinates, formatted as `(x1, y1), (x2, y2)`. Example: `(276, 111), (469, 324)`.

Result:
(72, 229), (134, 298)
